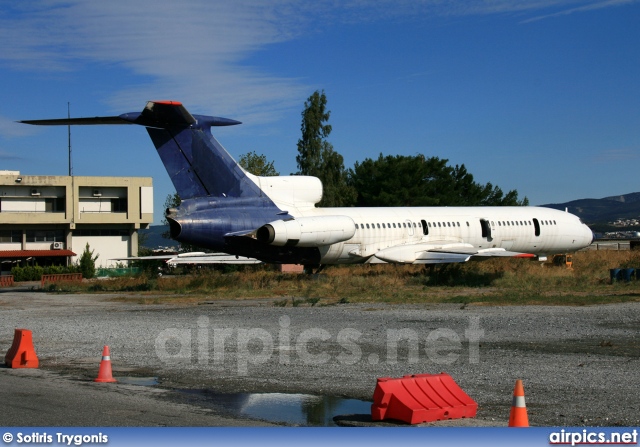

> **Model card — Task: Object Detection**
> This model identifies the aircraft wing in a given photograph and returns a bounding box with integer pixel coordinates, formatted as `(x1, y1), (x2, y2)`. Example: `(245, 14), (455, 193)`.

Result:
(166, 253), (262, 265)
(468, 248), (535, 260)
(110, 252), (262, 265)
(375, 242), (535, 264)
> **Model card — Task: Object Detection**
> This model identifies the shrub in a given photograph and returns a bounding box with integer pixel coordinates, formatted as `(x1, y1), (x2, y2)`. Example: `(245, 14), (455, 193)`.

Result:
(78, 243), (99, 279)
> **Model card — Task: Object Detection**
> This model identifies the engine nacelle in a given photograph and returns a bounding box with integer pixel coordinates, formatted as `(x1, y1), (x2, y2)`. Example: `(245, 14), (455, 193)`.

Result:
(252, 175), (323, 209)
(256, 215), (356, 247)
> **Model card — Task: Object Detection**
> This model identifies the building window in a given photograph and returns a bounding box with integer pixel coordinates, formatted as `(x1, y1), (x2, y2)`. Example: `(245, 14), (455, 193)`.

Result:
(0, 230), (21, 243)
(26, 230), (64, 242)
(111, 198), (128, 213)
(45, 197), (66, 213)
(72, 229), (129, 237)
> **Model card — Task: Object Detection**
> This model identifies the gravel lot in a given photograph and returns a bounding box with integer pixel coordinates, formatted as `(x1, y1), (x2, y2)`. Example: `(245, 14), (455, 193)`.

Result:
(0, 288), (638, 426)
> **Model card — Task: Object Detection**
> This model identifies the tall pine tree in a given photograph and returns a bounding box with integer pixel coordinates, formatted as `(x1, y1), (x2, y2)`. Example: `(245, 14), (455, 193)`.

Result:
(296, 90), (356, 207)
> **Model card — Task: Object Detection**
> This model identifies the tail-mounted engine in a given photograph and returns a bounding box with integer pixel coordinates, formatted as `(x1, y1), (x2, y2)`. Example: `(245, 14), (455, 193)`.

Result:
(256, 216), (356, 247)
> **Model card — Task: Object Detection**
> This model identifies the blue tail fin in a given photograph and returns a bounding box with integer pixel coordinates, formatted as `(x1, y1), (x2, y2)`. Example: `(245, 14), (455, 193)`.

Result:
(21, 101), (264, 201)
(138, 101), (265, 200)
(146, 122), (262, 200)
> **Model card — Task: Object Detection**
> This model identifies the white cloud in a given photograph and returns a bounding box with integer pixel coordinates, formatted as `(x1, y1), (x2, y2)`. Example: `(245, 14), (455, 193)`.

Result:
(0, 0), (632, 122)
(0, 116), (36, 138)
(0, 1), (311, 119)
(592, 148), (640, 163)
(521, 0), (636, 23)
(0, 149), (23, 161)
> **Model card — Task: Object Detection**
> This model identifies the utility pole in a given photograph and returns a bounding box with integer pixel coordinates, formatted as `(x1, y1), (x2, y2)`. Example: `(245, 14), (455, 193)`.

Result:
(68, 102), (72, 176)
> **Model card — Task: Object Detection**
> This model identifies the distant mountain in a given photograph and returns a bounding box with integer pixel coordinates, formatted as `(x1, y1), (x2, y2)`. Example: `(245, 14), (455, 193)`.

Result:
(139, 224), (177, 250)
(542, 192), (640, 223)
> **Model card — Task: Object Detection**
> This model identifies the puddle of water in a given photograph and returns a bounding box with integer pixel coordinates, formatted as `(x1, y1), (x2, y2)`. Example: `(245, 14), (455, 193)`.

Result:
(116, 376), (159, 386)
(183, 390), (371, 426)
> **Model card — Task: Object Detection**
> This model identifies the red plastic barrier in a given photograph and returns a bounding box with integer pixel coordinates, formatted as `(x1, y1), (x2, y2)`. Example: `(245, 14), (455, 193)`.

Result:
(0, 275), (14, 287)
(41, 273), (82, 287)
(371, 373), (477, 424)
(4, 328), (39, 368)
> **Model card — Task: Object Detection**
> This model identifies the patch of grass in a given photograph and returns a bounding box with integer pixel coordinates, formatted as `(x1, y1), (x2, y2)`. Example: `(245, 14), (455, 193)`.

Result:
(35, 251), (640, 306)
(273, 299), (288, 307)
(305, 297), (320, 306)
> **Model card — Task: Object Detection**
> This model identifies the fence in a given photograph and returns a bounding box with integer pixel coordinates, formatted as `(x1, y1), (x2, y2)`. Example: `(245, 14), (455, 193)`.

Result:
(41, 273), (83, 287)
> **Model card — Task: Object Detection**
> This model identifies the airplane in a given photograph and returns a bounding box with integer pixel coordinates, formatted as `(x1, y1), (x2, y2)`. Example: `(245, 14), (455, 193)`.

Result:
(21, 100), (594, 271)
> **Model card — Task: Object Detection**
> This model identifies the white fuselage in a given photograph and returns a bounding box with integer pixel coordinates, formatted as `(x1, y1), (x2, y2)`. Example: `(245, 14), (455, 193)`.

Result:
(292, 206), (593, 264)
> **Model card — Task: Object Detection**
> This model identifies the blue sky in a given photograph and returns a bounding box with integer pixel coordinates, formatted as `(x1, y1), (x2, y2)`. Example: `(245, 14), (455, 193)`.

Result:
(0, 0), (638, 224)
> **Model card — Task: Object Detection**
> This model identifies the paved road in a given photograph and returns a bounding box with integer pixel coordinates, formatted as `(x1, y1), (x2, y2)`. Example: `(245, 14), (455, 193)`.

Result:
(0, 368), (272, 426)
(0, 290), (638, 427)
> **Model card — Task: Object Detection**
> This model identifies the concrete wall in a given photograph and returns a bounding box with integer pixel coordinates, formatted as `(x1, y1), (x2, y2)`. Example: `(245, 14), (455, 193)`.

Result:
(71, 235), (131, 268)
(0, 172), (153, 264)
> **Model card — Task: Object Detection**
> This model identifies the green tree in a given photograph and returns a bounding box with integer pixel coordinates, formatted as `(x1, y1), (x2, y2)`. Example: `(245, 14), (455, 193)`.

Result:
(296, 90), (356, 207)
(78, 242), (99, 279)
(348, 153), (527, 207)
(239, 151), (279, 176)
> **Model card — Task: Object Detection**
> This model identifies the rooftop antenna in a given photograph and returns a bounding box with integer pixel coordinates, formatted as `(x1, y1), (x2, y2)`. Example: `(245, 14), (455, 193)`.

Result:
(68, 102), (72, 176)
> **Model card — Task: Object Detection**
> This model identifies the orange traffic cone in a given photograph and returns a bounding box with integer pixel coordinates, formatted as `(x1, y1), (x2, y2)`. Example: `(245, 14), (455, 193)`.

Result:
(508, 379), (529, 427)
(94, 346), (117, 383)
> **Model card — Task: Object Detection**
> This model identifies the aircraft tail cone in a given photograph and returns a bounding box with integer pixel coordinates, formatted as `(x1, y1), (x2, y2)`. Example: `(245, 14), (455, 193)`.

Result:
(508, 379), (529, 427)
(94, 346), (117, 383)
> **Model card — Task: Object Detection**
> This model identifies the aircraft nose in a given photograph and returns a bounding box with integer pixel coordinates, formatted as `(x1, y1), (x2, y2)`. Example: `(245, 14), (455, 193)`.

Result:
(585, 225), (595, 245)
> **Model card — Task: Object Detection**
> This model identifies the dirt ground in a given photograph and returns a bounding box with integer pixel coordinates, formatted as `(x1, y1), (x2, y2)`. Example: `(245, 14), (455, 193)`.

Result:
(0, 288), (638, 426)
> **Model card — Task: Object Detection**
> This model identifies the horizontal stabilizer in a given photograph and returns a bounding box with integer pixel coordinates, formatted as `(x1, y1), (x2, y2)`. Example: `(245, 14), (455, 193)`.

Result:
(20, 116), (130, 126)
(20, 101), (241, 129)
(139, 101), (196, 127)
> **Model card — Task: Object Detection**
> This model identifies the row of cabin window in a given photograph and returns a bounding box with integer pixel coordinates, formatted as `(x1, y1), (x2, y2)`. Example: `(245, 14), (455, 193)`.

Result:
(355, 221), (468, 230)
(355, 222), (419, 230)
(427, 221), (466, 228)
(494, 219), (557, 227)
(355, 218), (558, 231)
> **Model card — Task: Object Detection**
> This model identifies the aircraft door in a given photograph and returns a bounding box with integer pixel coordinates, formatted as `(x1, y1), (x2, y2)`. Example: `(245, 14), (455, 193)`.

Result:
(421, 219), (428, 236)
(405, 219), (415, 237)
(480, 218), (492, 241)
(533, 218), (541, 236)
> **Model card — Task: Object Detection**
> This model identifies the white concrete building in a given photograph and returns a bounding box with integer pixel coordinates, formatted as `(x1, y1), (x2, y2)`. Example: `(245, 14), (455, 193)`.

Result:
(0, 171), (153, 273)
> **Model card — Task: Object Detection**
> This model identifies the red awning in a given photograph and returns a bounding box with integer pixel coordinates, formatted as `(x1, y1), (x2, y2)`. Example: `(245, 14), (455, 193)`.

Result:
(0, 250), (76, 258)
